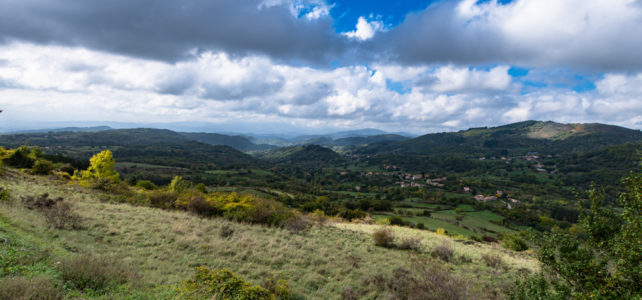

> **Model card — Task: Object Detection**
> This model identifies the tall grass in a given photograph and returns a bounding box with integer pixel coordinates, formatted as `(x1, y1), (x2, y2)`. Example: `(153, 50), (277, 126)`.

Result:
(0, 169), (539, 298)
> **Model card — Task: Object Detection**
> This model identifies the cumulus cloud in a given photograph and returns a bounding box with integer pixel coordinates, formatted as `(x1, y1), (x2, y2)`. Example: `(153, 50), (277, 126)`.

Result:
(1, 0), (641, 72)
(2, 42), (641, 133)
(414, 65), (513, 93)
(0, 0), (345, 64)
(343, 17), (385, 41)
(374, 0), (642, 71)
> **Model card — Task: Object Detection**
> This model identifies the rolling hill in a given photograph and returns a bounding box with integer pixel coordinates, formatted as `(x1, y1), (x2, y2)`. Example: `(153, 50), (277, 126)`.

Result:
(181, 132), (275, 151)
(0, 128), (261, 169)
(255, 144), (345, 167)
(333, 134), (409, 147)
(357, 121), (642, 156)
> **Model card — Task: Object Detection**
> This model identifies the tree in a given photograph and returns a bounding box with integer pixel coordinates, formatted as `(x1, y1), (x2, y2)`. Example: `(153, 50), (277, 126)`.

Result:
(75, 150), (120, 183)
(511, 172), (641, 299)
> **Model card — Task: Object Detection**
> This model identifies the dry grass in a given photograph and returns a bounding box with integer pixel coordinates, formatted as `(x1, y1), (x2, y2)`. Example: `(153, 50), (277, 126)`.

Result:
(0, 169), (539, 298)
(0, 276), (61, 300)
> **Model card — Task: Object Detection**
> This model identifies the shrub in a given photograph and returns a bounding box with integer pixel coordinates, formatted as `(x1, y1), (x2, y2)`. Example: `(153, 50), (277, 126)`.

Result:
(284, 214), (311, 234)
(31, 159), (55, 175)
(481, 253), (505, 269)
(373, 228), (395, 248)
(179, 191), (214, 216)
(147, 189), (177, 209)
(85, 177), (130, 194)
(21, 193), (82, 230)
(435, 228), (447, 236)
(0, 276), (61, 300)
(135, 180), (157, 190)
(22, 193), (61, 210)
(431, 242), (454, 262)
(57, 254), (138, 292)
(364, 259), (469, 300)
(56, 163), (76, 175)
(482, 235), (498, 243)
(261, 276), (294, 300)
(219, 224), (235, 238)
(5, 146), (38, 168)
(503, 234), (528, 252)
(178, 267), (272, 300)
(398, 237), (422, 251)
(42, 201), (82, 230)
(309, 209), (327, 224)
(0, 187), (9, 202)
(416, 222), (425, 229)
(388, 216), (407, 226)
(508, 273), (570, 300)
(169, 176), (190, 193)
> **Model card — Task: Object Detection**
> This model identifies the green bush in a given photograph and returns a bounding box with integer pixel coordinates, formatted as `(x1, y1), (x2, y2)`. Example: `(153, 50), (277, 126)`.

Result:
(135, 180), (157, 190)
(502, 234), (529, 252)
(178, 267), (272, 300)
(262, 275), (294, 300)
(0, 276), (61, 300)
(5, 146), (39, 168)
(31, 159), (55, 175)
(388, 216), (408, 226)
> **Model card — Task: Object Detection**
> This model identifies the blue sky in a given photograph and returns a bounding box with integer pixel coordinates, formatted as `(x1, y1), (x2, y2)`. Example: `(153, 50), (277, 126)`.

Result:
(330, 0), (433, 32)
(0, 0), (640, 134)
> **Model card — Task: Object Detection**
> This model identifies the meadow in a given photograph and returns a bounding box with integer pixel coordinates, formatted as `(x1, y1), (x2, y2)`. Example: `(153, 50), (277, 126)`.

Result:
(0, 168), (538, 299)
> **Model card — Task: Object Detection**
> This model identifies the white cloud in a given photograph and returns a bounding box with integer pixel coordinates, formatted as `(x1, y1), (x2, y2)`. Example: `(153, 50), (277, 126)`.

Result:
(422, 65), (512, 93)
(343, 17), (385, 41)
(382, 0), (642, 70)
(1, 42), (641, 133)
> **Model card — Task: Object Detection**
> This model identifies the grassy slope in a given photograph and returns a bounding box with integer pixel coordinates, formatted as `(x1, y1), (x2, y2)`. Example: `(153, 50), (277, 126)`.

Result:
(0, 169), (538, 299)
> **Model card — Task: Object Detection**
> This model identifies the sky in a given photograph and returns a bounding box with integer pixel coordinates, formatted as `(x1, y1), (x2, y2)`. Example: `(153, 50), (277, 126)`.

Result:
(0, 0), (641, 134)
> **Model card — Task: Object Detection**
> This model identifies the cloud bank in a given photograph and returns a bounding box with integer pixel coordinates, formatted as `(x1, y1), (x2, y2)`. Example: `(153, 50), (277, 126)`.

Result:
(0, 0), (641, 133)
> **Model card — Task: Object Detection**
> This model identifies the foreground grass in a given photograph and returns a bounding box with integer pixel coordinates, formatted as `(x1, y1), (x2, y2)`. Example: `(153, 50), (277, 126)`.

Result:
(0, 169), (538, 299)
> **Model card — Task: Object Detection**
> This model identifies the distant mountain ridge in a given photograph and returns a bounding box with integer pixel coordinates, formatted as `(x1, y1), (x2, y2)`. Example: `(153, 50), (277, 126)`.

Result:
(6, 126), (113, 134)
(357, 121), (642, 156)
(0, 128), (260, 168)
